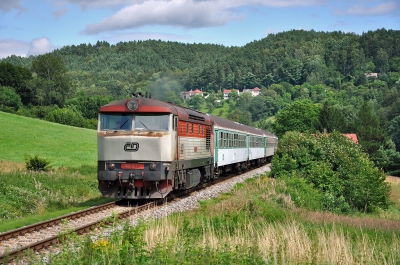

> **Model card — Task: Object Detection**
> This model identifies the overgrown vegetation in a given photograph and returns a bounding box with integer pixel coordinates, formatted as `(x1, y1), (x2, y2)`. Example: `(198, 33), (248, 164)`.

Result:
(271, 131), (391, 213)
(20, 175), (400, 265)
(0, 164), (107, 232)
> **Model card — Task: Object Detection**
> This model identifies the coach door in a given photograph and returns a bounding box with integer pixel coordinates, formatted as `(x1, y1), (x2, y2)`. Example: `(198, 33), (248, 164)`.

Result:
(214, 129), (219, 163)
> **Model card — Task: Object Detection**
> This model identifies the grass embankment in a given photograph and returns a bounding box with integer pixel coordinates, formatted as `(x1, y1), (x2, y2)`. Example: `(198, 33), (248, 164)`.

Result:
(0, 112), (111, 231)
(0, 111), (97, 167)
(22, 174), (400, 264)
(2, 111), (400, 264)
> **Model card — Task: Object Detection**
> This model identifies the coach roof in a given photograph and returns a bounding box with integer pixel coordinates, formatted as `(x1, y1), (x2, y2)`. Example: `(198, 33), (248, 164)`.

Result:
(210, 114), (277, 138)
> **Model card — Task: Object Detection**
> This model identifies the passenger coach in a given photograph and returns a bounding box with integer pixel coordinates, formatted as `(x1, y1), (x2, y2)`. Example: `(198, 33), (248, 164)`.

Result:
(97, 96), (277, 199)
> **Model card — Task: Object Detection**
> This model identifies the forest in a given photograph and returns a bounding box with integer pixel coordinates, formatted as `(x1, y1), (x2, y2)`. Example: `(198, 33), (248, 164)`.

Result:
(1, 28), (400, 176)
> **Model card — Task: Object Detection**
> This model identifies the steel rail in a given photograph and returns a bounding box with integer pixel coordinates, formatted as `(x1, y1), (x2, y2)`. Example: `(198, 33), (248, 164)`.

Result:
(0, 165), (268, 264)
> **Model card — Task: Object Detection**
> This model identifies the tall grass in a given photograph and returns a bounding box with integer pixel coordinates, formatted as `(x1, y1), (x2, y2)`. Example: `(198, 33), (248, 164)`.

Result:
(22, 175), (400, 265)
(0, 165), (114, 232)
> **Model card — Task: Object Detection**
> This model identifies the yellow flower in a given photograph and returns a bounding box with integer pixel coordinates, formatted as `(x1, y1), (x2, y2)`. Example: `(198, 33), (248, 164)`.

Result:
(93, 239), (109, 249)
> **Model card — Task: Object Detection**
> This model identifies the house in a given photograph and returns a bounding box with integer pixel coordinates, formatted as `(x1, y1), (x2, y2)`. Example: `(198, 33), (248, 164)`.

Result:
(344, 134), (358, 144)
(181, 89), (203, 100)
(365, 73), (378, 78)
(223, 89), (239, 100)
(242, 87), (261, 97)
(315, 133), (358, 144)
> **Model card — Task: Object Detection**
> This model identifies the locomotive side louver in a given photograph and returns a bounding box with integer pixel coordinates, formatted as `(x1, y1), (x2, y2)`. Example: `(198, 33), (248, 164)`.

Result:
(189, 114), (205, 121)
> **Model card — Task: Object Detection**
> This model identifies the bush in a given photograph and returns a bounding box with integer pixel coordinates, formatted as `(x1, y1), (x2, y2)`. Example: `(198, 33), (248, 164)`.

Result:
(0, 86), (23, 111)
(271, 131), (391, 213)
(45, 107), (86, 127)
(25, 154), (51, 171)
(16, 105), (59, 119)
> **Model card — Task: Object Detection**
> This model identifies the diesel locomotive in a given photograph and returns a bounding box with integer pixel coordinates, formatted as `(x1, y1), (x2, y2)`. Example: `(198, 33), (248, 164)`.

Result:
(97, 96), (278, 199)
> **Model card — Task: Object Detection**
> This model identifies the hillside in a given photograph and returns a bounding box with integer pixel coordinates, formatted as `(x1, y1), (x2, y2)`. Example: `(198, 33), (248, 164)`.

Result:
(0, 111), (97, 168)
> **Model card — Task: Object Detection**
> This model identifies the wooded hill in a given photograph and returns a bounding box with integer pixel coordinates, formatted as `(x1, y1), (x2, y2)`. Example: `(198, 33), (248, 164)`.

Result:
(3, 29), (400, 99)
(1, 28), (400, 175)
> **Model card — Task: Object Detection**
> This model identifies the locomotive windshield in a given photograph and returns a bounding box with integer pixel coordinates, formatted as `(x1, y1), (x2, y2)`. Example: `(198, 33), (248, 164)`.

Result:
(99, 113), (169, 131)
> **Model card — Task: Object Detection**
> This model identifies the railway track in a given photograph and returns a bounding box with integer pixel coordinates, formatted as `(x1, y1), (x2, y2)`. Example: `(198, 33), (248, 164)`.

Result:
(0, 165), (268, 264)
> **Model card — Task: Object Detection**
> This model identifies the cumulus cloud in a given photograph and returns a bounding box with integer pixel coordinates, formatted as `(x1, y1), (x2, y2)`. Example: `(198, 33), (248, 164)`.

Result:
(66, 0), (147, 10)
(27, 37), (56, 57)
(83, 0), (240, 34)
(81, 0), (328, 35)
(0, 39), (29, 59)
(264, 28), (279, 35)
(68, 0), (324, 10)
(333, 1), (398, 16)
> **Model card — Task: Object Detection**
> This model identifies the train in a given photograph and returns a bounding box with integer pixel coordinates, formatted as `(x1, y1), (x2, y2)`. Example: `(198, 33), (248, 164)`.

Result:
(97, 95), (278, 199)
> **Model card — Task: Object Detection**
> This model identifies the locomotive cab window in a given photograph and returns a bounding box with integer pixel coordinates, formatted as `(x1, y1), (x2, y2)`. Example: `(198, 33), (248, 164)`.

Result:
(99, 113), (170, 131)
(134, 114), (169, 131)
(99, 113), (133, 130)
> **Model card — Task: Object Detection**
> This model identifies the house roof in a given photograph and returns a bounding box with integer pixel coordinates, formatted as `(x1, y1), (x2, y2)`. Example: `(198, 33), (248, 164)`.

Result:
(344, 134), (358, 144)
(253, 87), (260, 91)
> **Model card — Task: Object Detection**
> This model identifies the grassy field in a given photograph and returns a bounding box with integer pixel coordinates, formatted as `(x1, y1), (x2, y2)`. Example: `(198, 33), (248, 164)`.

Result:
(2, 111), (400, 264)
(0, 111), (105, 230)
(0, 111), (97, 168)
(23, 174), (400, 265)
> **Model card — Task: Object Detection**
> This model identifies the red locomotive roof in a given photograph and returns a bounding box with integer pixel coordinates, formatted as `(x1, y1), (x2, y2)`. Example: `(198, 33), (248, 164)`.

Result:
(99, 98), (177, 114)
(99, 97), (213, 125)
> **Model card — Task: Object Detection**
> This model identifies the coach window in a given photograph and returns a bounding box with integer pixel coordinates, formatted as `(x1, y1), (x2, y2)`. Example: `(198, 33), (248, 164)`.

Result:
(219, 132), (223, 148)
(224, 133), (227, 148)
(191, 123), (194, 134)
(186, 122), (188, 133)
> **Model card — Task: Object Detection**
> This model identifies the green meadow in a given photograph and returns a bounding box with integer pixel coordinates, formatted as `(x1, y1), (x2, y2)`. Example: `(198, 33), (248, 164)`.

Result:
(0, 111), (97, 168)
(0, 111), (107, 231)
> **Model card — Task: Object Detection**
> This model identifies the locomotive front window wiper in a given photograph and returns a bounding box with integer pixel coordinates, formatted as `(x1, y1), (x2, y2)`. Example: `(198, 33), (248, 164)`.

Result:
(120, 119), (128, 129)
(139, 121), (152, 131)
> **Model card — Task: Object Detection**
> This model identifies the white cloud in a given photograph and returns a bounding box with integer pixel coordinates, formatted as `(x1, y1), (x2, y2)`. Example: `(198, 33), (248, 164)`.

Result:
(83, 0), (239, 34)
(66, 0), (147, 10)
(0, 39), (29, 59)
(265, 28), (279, 35)
(333, 1), (398, 16)
(81, 0), (328, 35)
(27, 37), (56, 56)
(67, 0), (324, 10)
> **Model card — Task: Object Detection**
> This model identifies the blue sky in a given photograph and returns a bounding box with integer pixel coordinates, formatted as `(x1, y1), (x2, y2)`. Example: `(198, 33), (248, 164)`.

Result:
(1, 0), (399, 59)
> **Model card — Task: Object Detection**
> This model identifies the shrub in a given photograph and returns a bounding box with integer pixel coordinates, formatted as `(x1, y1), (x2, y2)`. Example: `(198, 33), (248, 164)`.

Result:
(45, 107), (86, 127)
(271, 131), (391, 213)
(0, 86), (23, 111)
(25, 154), (51, 171)
(16, 105), (59, 119)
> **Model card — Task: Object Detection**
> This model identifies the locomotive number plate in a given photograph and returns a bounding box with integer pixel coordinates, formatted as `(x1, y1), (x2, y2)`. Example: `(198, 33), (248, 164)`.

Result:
(121, 163), (144, 169)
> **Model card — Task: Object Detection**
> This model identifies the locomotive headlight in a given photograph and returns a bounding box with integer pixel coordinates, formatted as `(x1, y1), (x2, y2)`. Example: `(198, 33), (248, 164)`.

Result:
(149, 163), (157, 170)
(108, 163), (115, 170)
(127, 100), (138, 111)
